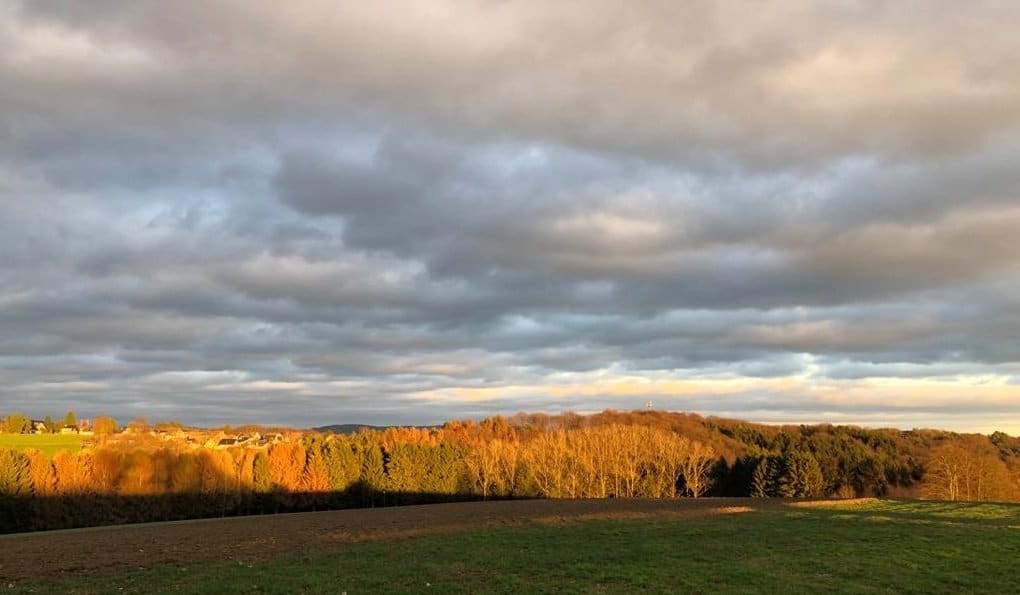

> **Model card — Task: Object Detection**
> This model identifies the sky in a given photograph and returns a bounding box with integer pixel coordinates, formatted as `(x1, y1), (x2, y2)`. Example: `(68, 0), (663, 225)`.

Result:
(2, 1), (1020, 432)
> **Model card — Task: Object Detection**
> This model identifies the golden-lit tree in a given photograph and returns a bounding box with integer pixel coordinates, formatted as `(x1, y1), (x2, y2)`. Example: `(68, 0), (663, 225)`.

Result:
(466, 439), (509, 498)
(93, 416), (118, 436)
(52, 450), (94, 494)
(523, 430), (570, 498)
(128, 417), (150, 433)
(149, 449), (175, 493)
(170, 453), (201, 493)
(923, 442), (1018, 502)
(490, 439), (521, 496)
(91, 448), (122, 493)
(118, 450), (156, 495)
(679, 440), (716, 498)
(24, 449), (57, 496)
(301, 444), (330, 493)
(268, 442), (306, 492)
(235, 448), (258, 491)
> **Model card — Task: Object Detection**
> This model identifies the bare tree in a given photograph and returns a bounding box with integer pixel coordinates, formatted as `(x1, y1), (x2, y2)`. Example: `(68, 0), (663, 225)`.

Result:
(680, 441), (715, 498)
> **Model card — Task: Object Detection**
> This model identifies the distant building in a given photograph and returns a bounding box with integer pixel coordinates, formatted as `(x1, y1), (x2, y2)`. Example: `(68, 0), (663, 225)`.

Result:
(215, 438), (238, 448)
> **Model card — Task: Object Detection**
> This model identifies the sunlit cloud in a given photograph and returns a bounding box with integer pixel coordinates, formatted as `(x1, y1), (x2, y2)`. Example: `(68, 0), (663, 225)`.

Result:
(1, 1), (1019, 429)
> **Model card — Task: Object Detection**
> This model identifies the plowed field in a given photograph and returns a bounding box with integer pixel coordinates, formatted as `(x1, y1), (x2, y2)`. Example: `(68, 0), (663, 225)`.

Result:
(0, 498), (762, 582)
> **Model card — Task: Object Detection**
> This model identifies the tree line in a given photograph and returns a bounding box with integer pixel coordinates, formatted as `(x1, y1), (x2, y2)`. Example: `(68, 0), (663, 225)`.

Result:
(2, 409), (1020, 532)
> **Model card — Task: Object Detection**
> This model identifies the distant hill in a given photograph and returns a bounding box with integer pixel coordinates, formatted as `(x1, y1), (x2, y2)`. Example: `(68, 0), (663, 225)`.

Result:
(313, 423), (441, 434)
(313, 423), (389, 434)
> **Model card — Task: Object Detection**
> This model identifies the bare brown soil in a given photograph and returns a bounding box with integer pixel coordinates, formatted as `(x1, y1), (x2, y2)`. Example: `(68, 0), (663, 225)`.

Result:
(0, 498), (770, 582)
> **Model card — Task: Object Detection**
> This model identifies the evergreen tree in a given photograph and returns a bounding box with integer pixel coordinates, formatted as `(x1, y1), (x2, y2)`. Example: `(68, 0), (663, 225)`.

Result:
(358, 442), (387, 505)
(782, 450), (824, 497)
(0, 449), (32, 496)
(252, 452), (272, 493)
(775, 456), (796, 497)
(301, 443), (330, 492)
(322, 437), (361, 492)
(24, 449), (57, 495)
(750, 458), (770, 497)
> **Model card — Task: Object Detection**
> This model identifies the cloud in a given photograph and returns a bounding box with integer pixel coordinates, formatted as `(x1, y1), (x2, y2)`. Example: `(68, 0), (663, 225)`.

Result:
(1, 1), (1019, 430)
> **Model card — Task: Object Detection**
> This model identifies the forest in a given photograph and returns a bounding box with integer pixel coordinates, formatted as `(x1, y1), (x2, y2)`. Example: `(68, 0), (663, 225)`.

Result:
(2, 409), (1019, 533)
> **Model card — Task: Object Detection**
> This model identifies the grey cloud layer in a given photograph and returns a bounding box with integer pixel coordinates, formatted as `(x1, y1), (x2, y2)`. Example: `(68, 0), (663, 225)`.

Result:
(2, 1), (1020, 428)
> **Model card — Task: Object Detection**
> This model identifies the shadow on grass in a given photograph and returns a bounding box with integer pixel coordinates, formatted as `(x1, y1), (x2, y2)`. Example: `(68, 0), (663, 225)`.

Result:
(0, 483), (520, 535)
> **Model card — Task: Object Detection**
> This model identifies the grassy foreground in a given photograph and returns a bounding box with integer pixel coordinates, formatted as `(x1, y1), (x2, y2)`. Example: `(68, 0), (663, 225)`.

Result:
(0, 434), (83, 457)
(14, 499), (1020, 594)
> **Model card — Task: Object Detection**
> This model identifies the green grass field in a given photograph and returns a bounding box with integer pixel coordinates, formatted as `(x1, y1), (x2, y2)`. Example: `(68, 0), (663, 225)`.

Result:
(0, 433), (84, 457)
(12, 499), (1020, 594)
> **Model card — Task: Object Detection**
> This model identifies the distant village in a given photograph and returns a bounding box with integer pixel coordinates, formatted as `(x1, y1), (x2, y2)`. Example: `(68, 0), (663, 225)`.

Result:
(30, 419), (93, 436)
(148, 427), (285, 450)
(1, 411), (288, 450)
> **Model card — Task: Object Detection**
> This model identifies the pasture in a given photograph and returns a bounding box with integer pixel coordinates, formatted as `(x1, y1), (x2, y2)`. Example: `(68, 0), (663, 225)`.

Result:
(0, 433), (84, 457)
(4, 498), (1020, 593)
